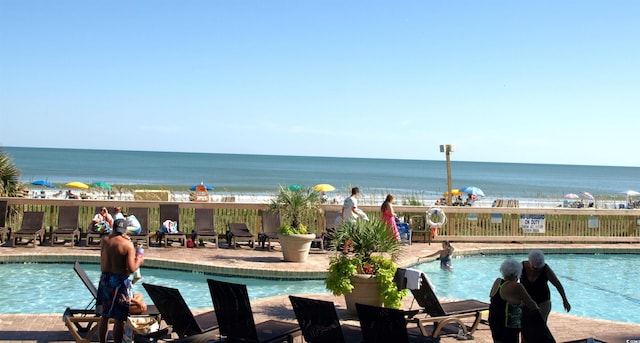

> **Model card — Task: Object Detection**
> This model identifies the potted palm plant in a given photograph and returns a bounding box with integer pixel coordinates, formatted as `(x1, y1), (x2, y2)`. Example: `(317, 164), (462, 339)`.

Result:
(268, 186), (322, 262)
(324, 218), (407, 314)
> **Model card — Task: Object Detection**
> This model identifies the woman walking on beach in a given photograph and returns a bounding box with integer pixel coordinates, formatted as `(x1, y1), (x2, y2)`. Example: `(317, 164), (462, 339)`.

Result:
(381, 194), (401, 241)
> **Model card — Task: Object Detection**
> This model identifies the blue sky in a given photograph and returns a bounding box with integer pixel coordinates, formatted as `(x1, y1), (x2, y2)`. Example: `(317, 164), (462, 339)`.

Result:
(1, 1), (638, 167)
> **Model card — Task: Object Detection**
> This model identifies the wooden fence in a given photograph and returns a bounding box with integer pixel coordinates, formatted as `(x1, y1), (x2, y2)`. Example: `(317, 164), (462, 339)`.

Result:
(2, 198), (640, 244)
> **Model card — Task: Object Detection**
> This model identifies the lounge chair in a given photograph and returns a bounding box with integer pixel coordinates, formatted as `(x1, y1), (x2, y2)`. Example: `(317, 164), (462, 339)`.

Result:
(0, 200), (8, 244)
(206, 278), (301, 343)
(288, 295), (362, 343)
(142, 282), (219, 341)
(127, 207), (151, 247)
(192, 208), (218, 248)
(322, 210), (341, 249)
(226, 222), (256, 248)
(51, 206), (81, 247)
(85, 207), (109, 246)
(355, 303), (437, 343)
(407, 273), (488, 338)
(258, 210), (280, 249)
(159, 204), (187, 247)
(11, 211), (45, 247)
(64, 262), (161, 343)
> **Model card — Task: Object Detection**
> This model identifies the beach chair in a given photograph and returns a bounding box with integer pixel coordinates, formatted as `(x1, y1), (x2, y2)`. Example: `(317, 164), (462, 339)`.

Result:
(0, 200), (8, 244)
(288, 295), (362, 343)
(206, 278), (301, 343)
(11, 211), (45, 247)
(258, 210), (280, 249)
(407, 273), (488, 338)
(159, 204), (187, 247)
(51, 206), (81, 247)
(355, 303), (437, 343)
(127, 207), (151, 247)
(322, 210), (341, 249)
(142, 283), (219, 341)
(409, 215), (428, 243)
(85, 207), (109, 246)
(226, 222), (256, 249)
(192, 208), (218, 248)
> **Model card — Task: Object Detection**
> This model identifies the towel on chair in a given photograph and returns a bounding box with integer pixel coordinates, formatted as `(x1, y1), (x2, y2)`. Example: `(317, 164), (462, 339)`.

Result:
(404, 268), (423, 290)
(394, 268), (436, 291)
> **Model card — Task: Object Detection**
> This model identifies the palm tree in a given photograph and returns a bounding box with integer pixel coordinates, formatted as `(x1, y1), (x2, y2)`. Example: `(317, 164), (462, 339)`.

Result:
(269, 186), (321, 229)
(0, 148), (21, 197)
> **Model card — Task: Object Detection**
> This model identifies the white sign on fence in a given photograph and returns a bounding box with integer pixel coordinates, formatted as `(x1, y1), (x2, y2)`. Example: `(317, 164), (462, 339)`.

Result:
(519, 214), (546, 233)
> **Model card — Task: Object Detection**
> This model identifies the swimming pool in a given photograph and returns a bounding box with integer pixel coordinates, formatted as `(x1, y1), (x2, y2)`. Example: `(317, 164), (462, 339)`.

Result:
(1, 254), (638, 324)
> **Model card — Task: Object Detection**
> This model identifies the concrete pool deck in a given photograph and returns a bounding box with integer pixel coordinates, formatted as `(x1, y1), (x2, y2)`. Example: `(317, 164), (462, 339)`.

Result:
(0, 241), (639, 342)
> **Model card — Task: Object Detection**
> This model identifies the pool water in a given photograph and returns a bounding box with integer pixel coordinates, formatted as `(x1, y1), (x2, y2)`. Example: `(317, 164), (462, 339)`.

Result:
(1, 254), (638, 324)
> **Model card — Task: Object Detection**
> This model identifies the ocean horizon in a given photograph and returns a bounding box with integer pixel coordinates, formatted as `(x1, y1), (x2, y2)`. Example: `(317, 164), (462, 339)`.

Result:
(4, 146), (640, 204)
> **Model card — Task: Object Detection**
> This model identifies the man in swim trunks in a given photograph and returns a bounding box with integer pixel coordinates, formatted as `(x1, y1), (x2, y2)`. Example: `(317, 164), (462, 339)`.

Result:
(97, 218), (144, 343)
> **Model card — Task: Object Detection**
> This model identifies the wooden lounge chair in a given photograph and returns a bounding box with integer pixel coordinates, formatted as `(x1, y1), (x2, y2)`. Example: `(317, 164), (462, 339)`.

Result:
(11, 211), (45, 247)
(258, 210), (280, 249)
(206, 278), (301, 343)
(0, 200), (8, 244)
(288, 295), (362, 343)
(159, 204), (187, 247)
(142, 282), (219, 341)
(355, 303), (437, 343)
(226, 223), (255, 249)
(192, 208), (218, 248)
(51, 206), (81, 247)
(407, 273), (489, 338)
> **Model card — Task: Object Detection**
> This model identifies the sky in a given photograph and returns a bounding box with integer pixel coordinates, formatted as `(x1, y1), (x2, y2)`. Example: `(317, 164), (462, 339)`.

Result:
(1, 1), (639, 167)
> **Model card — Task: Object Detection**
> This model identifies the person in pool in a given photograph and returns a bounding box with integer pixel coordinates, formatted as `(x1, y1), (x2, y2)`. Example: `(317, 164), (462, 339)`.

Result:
(520, 250), (571, 323)
(425, 241), (455, 270)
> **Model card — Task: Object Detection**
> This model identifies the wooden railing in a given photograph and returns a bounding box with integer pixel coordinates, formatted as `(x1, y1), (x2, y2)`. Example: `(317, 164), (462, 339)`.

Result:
(2, 198), (639, 243)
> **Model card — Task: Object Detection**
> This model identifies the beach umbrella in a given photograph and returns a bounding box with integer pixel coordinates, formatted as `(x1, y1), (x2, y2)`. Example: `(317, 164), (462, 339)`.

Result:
(443, 189), (463, 197)
(564, 193), (580, 199)
(580, 192), (594, 199)
(65, 181), (89, 190)
(91, 181), (112, 190)
(288, 184), (302, 191)
(312, 183), (335, 192)
(190, 183), (214, 191)
(619, 190), (640, 197)
(459, 186), (485, 197)
(31, 180), (55, 188)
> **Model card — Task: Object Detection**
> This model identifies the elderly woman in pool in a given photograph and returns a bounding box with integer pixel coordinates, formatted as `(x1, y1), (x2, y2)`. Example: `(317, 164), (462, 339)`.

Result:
(520, 250), (571, 322)
(489, 258), (539, 343)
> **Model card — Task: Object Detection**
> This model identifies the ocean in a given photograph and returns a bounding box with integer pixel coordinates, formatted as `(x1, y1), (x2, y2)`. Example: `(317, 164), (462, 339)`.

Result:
(4, 146), (640, 204)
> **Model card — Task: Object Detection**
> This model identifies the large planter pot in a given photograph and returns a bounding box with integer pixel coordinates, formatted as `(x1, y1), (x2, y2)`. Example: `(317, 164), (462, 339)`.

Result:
(344, 274), (382, 315)
(278, 233), (315, 262)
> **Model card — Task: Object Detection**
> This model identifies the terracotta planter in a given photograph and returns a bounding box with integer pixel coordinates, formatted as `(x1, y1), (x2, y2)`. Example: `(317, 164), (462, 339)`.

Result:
(278, 233), (315, 262)
(344, 274), (382, 315)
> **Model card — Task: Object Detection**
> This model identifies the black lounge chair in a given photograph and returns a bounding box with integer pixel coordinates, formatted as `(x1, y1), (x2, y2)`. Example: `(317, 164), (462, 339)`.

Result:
(51, 206), (81, 247)
(226, 222), (255, 248)
(85, 207), (109, 246)
(355, 303), (437, 343)
(408, 273), (488, 338)
(258, 210), (280, 249)
(142, 283), (219, 341)
(0, 200), (8, 244)
(11, 211), (45, 247)
(206, 278), (301, 343)
(288, 295), (362, 343)
(127, 207), (151, 247)
(158, 204), (187, 247)
(192, 208), (218, 248)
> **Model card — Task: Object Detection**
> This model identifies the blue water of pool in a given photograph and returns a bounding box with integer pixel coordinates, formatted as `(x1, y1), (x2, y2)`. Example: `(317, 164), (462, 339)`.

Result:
(1, 254), (637, 324)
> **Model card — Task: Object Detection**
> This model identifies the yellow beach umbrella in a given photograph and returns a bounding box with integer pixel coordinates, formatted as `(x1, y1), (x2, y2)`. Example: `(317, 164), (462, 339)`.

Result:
(65, 181), (89, 190)
(313, 183), (336, 192)
(443, 189), (463, 197)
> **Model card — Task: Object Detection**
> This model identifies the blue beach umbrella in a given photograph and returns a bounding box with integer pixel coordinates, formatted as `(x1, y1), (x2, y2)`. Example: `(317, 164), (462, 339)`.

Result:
(31, 180), (55, 188)
(190, 183), (214, 191)
(460, 186), (485, 197)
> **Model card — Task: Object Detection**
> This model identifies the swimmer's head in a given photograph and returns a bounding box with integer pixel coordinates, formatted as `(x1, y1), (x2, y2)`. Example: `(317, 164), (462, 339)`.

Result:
(528, 249), (546, 269)
(500, 258), (522, 280)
